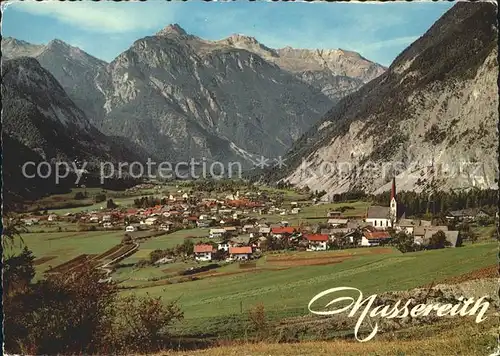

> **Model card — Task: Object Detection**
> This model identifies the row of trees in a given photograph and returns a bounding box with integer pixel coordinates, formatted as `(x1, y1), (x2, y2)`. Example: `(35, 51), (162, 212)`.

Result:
(180, 179), (257, 194)
(133, 196), (166, 208)
(327, 188), (497, 218)
(370, 189), (497, 217)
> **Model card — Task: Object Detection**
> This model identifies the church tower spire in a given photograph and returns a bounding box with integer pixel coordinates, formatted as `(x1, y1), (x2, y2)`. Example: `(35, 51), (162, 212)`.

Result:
(390, 177), (397, 223)
(390, 177), (396, 201)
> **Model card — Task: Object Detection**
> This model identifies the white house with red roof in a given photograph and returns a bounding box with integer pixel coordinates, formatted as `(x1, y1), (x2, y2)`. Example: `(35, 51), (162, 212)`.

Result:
(194, 244), (215, 261)
(305, 234), (329, 251)
(229, 246), (253, 260)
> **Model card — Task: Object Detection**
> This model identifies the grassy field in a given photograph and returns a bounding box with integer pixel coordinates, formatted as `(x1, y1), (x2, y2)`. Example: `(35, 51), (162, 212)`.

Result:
(45, 195), (139, 214)
(472, 224), (497, 241)
(161, 317), (497, 355)
(25, 185), (179, 214)
(120, 228), (211, 264)
(252, 201), (371, 225)
(4, 230), (125, 278)
(257, 186), (309, 201)
(123, 241), (496, 336)
(5, 218), (496, 342)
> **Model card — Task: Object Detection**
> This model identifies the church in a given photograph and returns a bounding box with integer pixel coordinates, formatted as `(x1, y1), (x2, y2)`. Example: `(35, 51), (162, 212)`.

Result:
(365, 177), (405, 230)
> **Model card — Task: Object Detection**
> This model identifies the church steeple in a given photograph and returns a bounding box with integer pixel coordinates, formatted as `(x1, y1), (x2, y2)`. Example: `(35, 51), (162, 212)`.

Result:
(390, 177), (397, 222)
(390, 177), (396, 201)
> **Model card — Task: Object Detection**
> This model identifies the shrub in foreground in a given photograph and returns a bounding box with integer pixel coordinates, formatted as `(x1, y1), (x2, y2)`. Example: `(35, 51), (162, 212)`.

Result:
(3, 246), (184, 355)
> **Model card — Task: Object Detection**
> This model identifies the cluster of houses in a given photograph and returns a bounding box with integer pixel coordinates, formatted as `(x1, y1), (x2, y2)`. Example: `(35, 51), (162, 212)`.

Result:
(23, 191), (270, 232)
(190, 178), (492, 261)
(193, 226), (333, 262)
(21, 180), (494, 264)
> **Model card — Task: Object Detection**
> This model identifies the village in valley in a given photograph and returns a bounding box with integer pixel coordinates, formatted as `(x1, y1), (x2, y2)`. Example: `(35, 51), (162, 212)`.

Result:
(16, 177), (496, 277)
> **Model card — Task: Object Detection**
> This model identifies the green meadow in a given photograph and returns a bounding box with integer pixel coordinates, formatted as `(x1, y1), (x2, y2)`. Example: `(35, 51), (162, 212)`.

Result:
(8, 186), (497, 338)
(5, 230), (124, 278)
(123, 241), (496, 336)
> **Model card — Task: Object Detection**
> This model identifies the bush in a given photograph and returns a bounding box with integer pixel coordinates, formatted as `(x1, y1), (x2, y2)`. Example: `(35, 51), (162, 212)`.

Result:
(178, 264), (219, 276)
(107, 295), (183, 352)
(4, 264), (115, 354)
(4, 249), (184, 354)
(247, 302), (268, 340)
(391, 232), (422, 253)
(107, 199), (118, 209)
(135, 259), (150, 268)
(427, 230), (451, 249)
(94, 194), (106, 203)
(74, 192), (85, 200)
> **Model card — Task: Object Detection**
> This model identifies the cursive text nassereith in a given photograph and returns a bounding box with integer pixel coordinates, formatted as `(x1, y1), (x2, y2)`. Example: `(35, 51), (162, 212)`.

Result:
(308, 287), (490, 342)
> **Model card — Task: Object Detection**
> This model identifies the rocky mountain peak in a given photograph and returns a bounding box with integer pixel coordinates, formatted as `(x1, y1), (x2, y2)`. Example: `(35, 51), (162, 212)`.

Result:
(4, 55), (41, 70)
(45, 38), (77, 53)
(3, 36), (26, 45)
(226, 33), (259, 45)
(217, 33), (278, 58)
(48, 38), (69, 46)
(156, 23), (188, 37)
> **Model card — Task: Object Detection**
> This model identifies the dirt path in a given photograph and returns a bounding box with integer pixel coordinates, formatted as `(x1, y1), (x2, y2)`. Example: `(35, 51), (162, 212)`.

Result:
(98, 242), (139, 280)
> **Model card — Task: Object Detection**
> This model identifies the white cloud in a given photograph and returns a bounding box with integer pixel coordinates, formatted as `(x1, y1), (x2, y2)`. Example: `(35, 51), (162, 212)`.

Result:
(11, 1), (177, 33)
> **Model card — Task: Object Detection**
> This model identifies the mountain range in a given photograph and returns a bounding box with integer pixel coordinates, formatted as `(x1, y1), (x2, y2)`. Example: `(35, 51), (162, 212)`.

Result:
(2, 2), (498, 202)
(2, 28), (384, 165)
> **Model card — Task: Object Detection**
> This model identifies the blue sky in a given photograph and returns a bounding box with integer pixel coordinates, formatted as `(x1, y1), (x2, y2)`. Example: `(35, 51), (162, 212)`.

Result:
(2, 1), (454, 66)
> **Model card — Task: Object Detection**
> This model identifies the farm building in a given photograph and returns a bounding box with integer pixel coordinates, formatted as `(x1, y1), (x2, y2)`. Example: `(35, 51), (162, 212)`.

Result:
(217, 240), (233, 252)
(395, 219), (419, 235)
(23, 218), (39, 226)
(144, 217), (159, 226)
(445, 208), (490, 222)
(259, 227), (271, 236)
(242, 224), (255, 232)
(413, 226), (449, 242)
(327, 211), (342, 218)
(159, 221), (174, 231)
(224, 226), (238, 236)
(420, 230), (461, 248)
